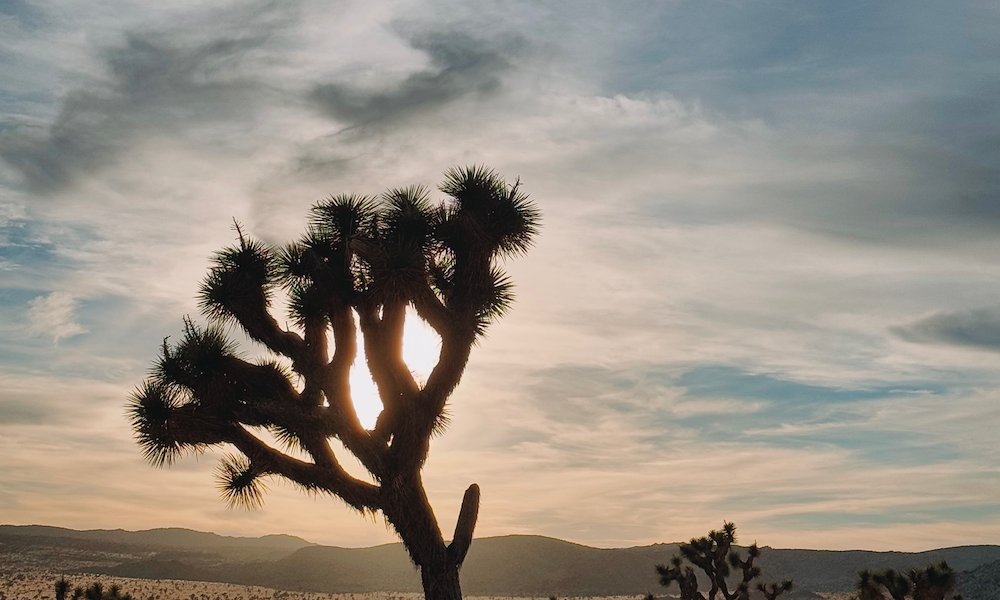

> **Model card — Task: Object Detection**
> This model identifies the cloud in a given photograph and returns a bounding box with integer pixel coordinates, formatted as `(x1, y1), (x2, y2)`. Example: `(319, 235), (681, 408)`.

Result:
(26, 291), (86, 343)
(0, 0), (46, 30)
(893, 306), (1000, 351)
(310, 28), (520, 127)
(0, 7), (288, 194)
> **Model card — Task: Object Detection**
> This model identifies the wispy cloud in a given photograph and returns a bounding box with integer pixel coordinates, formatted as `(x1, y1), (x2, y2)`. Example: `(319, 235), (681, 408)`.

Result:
(893, 306), (1000, 352)
(310, 28), (522, 128)
(0, 11), (290, 193)
(26, 291), (86, 343)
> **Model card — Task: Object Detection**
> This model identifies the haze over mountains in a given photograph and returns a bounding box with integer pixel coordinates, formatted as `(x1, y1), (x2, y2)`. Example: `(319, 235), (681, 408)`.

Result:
(3, 525), (1000, 599)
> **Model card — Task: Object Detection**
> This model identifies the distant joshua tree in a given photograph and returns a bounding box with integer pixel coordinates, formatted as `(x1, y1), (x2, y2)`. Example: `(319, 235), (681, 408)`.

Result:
(128, 167), (540, 600)
(656, 522), (793, 600)
(56, 579), (133, 600)
(856, 562), (962, 600)
(55, 577), (71, 600)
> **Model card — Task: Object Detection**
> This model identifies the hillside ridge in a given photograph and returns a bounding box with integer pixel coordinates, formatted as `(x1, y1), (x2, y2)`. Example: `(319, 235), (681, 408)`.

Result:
(4, 524), (999, 598)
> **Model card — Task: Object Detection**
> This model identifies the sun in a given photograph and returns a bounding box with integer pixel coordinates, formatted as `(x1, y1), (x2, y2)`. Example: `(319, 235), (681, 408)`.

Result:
(349, 308), (441, 429)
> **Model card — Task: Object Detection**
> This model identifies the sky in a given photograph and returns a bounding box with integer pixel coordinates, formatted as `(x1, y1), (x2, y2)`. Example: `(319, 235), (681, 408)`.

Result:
(1, 0), (1000, 553)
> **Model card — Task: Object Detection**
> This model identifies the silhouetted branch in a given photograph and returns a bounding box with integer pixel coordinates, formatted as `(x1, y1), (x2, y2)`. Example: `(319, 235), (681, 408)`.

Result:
(447, 483), (480, 568)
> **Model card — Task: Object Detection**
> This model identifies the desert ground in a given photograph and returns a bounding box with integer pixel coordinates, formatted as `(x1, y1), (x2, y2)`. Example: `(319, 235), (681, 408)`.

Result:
(0, 568), (855, 600)
(0, 569), (656, 600)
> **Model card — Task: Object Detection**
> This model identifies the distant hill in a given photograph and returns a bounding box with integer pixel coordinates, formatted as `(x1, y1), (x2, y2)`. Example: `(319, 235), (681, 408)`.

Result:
(223, 537), (1000, 598)
(959, 559), (1000, 600)
(0, 524), (312, 552)
(4, 524), (1000, 598)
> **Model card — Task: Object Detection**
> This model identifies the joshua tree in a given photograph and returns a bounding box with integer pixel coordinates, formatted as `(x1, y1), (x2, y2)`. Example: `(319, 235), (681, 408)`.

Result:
(128, 167), (539, 600)
(55, 577), (71, 600)
(656, 522), (793, 600)
(757, 581), (795, 600)
(856, 562), (961, 600)
(66, 581), (134, 600)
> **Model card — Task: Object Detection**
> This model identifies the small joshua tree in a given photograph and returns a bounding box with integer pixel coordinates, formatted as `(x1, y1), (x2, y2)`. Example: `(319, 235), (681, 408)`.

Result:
(656, 522), (793, 600)
(55, 577), (71, 600)
(128, 167), (539, 600)
(856, 562), (961, 600)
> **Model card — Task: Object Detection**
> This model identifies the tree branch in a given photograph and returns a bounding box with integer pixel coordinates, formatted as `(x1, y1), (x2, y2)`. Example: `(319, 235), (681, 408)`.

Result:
(447, 483), (480, 568)
(411, 281), (452, 336)
(228, 425), (380, 511)
(422, 330), (475, 412)
(234, 305), (308, 364)
(358, 301), (420, 441)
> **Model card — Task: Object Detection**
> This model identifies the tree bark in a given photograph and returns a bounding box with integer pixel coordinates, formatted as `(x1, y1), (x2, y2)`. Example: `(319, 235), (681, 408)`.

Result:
(383, 476), (477, 600)
(420, 560), (464, 600)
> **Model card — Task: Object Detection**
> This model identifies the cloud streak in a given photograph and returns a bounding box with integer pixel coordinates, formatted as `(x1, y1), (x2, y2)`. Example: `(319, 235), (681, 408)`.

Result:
(26, 291), (86, 343)
(894, 306), (1000, 352)
(0, 4), (291, 193)
(311, 29), (521, 128)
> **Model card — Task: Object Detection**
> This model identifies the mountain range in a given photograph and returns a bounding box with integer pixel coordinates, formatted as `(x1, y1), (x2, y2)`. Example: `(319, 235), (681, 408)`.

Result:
(3, 524), (999, 598)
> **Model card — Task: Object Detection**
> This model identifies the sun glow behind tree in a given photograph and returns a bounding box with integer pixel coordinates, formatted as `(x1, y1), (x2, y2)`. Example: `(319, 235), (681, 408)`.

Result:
(349, 308), (441, 428)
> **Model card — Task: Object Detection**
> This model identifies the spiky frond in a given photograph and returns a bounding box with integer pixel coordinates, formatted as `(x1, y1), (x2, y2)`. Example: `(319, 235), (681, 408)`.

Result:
(721, 521), (737, 541)
(269, 423), (307, 452)
(287, 281), (328, 326)
(757, 580), (794, 600)
(367, 239), (431, 302)
(310, 194), (377, 242)
(55, 576), (71, 600)
(428, 252), (455, 297)
(431, 403), (452, 436)
(198, 237), (275, 323)
(382, 185), (435, 245)
(874, 569), (911, 600)
(154, 319), (238, 390)
(216, 452), (268, 509)
(127, 380), (186, 467)
(274, 238), (321, 286)
(473, 267), (515, 336)
(85, 583), (103, 600)
(274, 227), (357, 295)
(910, 561), (957, 599)
(438, 166), (540, 258)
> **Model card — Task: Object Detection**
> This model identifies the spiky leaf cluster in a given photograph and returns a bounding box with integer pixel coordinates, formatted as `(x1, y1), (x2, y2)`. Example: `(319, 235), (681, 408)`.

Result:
(857, 562), (961, 600)
(154, 318), (238, 391)
(216, 452), (268, 509)
(438, 165), (540, 258)
(127, 380), (185, 466)
(199, 235), (276, 324)
(757, 580), (794, 600)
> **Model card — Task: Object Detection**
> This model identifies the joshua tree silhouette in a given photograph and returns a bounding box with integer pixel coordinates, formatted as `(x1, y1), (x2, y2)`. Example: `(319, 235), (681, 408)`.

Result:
(656, 522), (792, 600)
(128, 166), (539, 600)
(857, 562), (962, 600)
(54, 576), (71, 600)
(55, 580), (133, 600)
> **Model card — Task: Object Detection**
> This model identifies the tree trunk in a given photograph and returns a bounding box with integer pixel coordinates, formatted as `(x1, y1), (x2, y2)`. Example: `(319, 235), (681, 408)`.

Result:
(383, 475), (478, 600)
(420, 560), (463, 600)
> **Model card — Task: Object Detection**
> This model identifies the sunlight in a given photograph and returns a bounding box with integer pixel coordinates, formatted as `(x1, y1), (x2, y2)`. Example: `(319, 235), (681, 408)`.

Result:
(348, 308), (441, 429)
